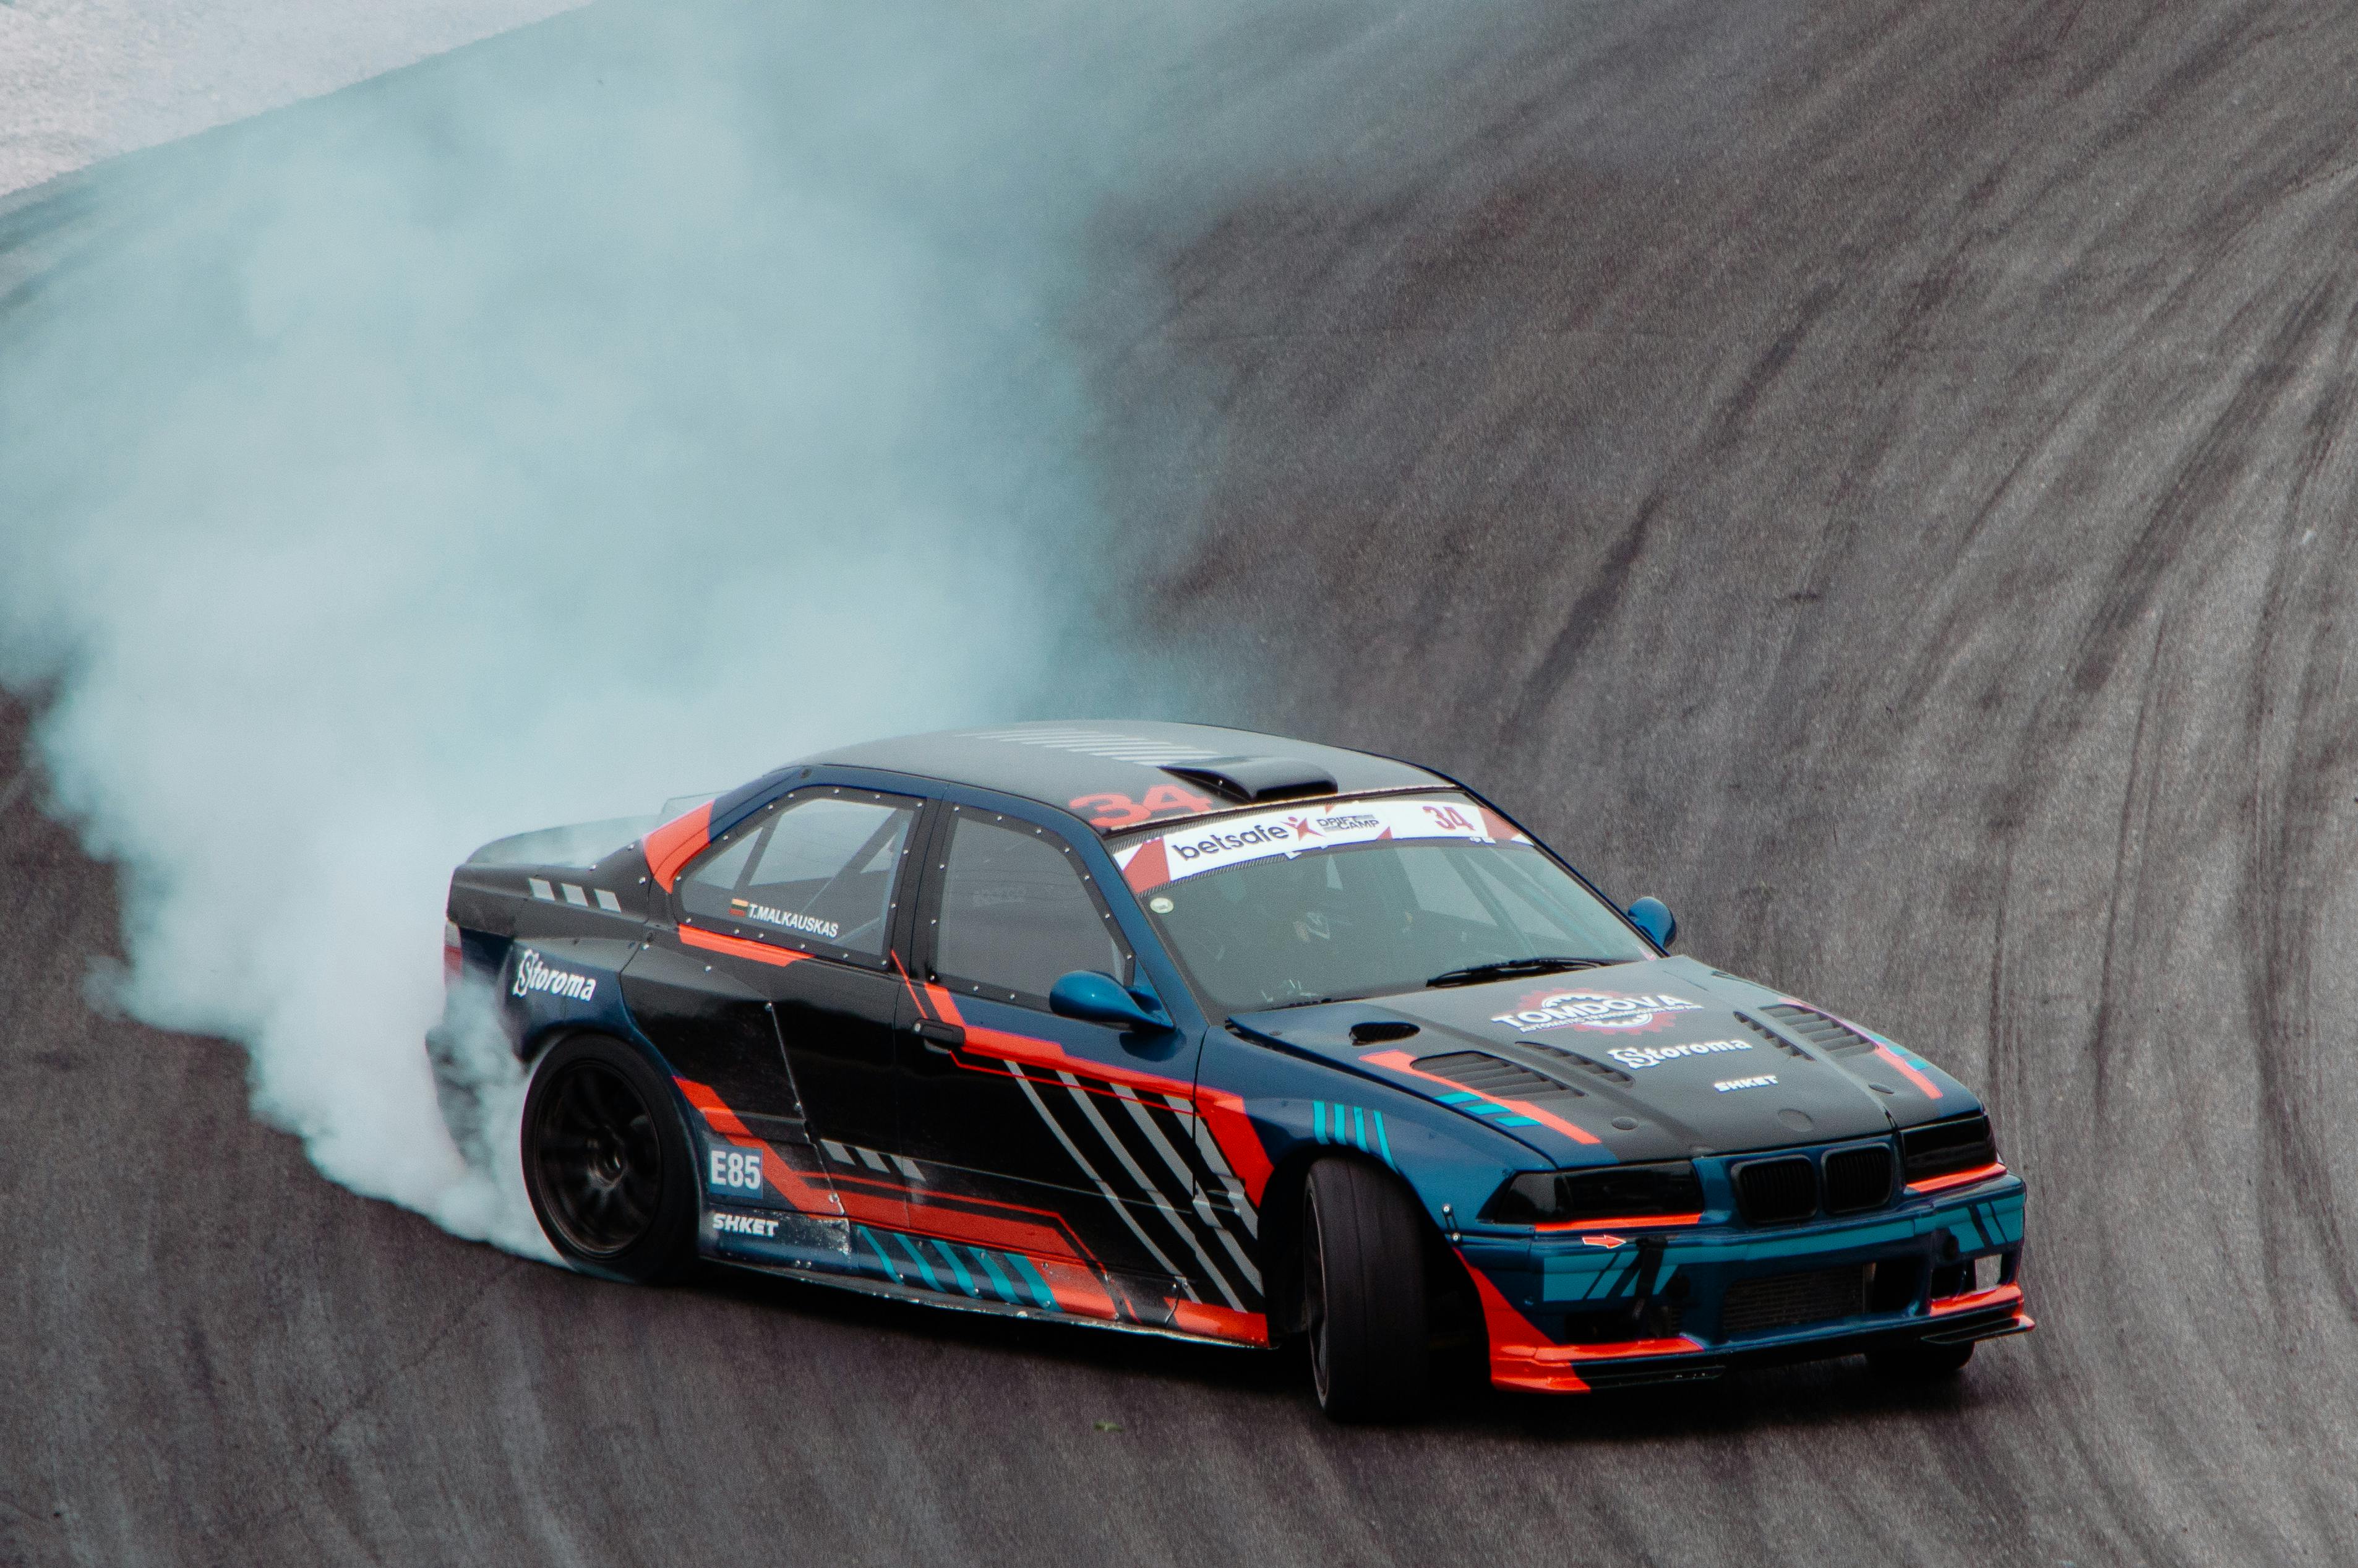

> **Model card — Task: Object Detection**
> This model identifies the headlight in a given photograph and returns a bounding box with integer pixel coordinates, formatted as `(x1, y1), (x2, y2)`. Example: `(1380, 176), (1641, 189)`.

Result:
(1480, 1159), (1705, 1225)
(1900, 1113), (1996, 1183)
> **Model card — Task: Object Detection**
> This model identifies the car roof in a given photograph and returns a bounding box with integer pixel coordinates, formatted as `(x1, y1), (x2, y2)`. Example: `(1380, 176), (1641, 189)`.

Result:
(802, 721), (1447, 831)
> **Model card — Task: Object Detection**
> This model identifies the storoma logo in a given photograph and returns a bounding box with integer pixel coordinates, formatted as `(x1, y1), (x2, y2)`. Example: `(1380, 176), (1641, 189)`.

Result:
(512, 948), (597, 1003)
(1491, 988), (1702, 1034)
(1611, 1039), (1754, 1070)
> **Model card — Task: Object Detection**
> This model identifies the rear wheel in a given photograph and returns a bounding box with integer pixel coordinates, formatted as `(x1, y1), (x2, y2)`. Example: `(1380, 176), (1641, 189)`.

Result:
(522, 1034), (696, 1282)
(1300, 1157), (1430, 1421)
(1867, 1337), (1974, 1381)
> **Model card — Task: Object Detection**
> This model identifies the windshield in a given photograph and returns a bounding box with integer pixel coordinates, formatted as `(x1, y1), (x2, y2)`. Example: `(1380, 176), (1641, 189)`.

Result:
(1113, 794), (1652, 1014)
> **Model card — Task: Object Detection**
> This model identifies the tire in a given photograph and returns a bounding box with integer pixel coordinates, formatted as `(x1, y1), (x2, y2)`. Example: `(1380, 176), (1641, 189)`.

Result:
(1866, 1337), (1974, 1381)
(521, 1034), (698, 1283)
(1300, 1157), (1430, 1421)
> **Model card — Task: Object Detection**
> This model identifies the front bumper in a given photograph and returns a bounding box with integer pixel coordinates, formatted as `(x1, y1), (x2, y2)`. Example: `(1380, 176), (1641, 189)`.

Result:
(1460, 1170), (2030, 1393)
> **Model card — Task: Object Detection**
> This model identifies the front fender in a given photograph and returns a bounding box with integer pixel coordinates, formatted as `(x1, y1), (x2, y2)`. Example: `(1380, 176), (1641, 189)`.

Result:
(1198, 1027), (1553, 1247)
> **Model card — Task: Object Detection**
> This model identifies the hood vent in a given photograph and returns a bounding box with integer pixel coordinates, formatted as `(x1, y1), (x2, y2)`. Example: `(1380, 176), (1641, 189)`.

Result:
(1734, 1012), (1812, 1060)
(1160, 756), (1337, 804)
(1517, 1041), (1635, 1087)
(1415, 1050), (1585, 1103)
(1760, 1003), (1876, 1056)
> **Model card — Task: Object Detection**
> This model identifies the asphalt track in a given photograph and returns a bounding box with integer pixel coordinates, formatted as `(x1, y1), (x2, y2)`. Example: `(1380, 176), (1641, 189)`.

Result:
(9, 3), (2358, 1564)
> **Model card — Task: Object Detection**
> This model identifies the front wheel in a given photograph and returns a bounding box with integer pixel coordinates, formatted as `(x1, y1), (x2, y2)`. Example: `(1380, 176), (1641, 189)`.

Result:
(1300, 1157), (1430, 1421)
(521, 1034), (697, 1283)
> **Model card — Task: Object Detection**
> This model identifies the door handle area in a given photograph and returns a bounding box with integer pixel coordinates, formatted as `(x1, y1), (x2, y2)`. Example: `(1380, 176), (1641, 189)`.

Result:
(914, 1019), (966, 1053)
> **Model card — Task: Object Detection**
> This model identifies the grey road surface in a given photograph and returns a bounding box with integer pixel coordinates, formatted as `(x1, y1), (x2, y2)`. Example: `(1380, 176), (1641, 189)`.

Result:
(8, 2), (2358, 1564)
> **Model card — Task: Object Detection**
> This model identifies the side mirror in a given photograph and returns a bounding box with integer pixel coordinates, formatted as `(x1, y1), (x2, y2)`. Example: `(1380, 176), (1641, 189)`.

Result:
(1050, 970), (1173, 1032)
(1627, 896), (1677, 949)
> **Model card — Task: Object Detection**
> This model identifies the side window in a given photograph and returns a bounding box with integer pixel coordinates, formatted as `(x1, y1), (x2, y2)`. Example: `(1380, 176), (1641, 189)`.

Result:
(680, 791), (915, 959)
(930, 812), (1128, 1005)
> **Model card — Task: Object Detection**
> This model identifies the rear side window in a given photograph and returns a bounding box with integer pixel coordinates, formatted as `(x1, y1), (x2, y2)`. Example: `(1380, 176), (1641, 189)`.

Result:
(680, 792), (915, 958)
(930, 812), (1127, 1005)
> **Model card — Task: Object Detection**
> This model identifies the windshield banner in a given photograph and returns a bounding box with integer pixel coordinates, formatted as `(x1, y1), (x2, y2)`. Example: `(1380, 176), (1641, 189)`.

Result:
(1113, 795), (1528, 893)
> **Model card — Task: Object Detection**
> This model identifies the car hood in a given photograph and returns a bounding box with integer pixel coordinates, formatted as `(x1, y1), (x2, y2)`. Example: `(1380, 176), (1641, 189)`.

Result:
(1228, 956), (1978, 1165)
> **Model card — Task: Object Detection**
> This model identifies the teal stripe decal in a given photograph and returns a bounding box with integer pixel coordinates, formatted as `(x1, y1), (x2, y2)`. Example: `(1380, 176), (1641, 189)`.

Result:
(1006, 1253), (1058, 1311)
(930, 1238), (979, 1296)
(855, 1227), (901, 1284)
(975, 1249), (1019, 1305)
(892, 1234), (941, 1292)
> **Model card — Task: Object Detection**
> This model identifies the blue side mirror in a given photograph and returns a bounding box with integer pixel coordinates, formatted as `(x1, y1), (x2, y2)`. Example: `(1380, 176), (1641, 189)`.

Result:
(1050, 970), (1173, 1032)
(1627, 896), (1677, 949)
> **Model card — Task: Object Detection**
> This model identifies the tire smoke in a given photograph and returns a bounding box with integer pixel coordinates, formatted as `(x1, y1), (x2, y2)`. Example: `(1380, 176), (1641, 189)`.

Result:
(0, 1), (1488, 1256)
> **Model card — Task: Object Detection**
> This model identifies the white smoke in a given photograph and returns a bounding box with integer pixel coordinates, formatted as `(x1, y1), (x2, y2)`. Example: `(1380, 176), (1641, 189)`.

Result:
(0, 1), (1486, 1256)
(0, 3), (1152, 1253)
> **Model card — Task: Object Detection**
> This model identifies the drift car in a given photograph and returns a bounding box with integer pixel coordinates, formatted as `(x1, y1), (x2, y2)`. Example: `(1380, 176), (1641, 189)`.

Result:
(436, 721), (2029, 1418)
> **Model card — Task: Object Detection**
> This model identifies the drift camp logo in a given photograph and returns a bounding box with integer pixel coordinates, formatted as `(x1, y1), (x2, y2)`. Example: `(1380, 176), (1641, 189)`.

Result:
(1491, 987), (1702, 1034)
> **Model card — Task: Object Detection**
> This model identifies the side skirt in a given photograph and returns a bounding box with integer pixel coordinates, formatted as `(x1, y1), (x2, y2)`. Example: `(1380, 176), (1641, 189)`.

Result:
(713, 1254), (1272, 1351)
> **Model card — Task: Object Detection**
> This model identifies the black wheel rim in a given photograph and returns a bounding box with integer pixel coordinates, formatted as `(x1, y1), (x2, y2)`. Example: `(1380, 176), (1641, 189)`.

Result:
(1303, 1186), (1332, 1405)
(533, 1060), (664, 1257)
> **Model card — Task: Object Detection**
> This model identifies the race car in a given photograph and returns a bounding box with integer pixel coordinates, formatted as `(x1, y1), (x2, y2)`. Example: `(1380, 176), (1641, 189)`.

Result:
(435, 721), (2030, 1418)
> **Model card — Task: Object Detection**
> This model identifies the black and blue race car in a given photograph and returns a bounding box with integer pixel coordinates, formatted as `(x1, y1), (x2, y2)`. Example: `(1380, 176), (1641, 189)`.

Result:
(437, 722), (2030, 1418)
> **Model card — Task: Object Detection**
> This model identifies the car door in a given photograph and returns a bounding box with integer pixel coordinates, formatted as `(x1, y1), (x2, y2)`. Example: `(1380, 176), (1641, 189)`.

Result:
(899, 801), (1256, 1321)
(625, 784), (922, 1232)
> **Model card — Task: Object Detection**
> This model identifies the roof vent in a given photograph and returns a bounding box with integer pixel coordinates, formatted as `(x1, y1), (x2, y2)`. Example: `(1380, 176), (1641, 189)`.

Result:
(1160, 755), (1338, 804)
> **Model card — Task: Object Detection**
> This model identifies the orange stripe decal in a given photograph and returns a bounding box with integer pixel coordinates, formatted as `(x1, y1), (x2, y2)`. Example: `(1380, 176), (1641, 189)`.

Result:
(1906, 1160), (2007, 1196)
(677, 1074), (1121, 1261)
(644, 801), (713, 893)
(1554, 1335), (1707, 1361)
(1165, 1300), (1271, 1345)
(679, 925), (809, 967)
(897, 1203), (1091, 1262)
(1460, 1251), (1589, 1393)
(1034, 1258), (1119, 1319)
(961, 1022), (1194, 1097)
(1121, 837), (1172, 893)
(921, 981), (1275, 1201)
(890, 953), (929, 1017)
(674, 1074), (857, 1222)
(1363, 1048), (1600, 1146)
(1929, 1282), (2023, 1317)
(1534, 1212), (1704, 1233)
(1874, 1044), (1944, 1099)
(1194, 1086), (1274, 1204)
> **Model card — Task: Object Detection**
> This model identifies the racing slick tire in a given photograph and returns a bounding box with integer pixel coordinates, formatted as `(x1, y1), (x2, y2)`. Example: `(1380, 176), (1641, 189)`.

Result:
(521, 1033), (698, 1284)
(1300, 1156), (1430, 1421)
(1866, 1337), (1975, 1381)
